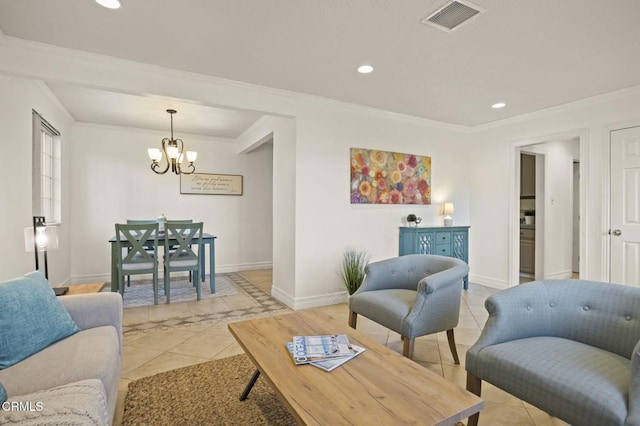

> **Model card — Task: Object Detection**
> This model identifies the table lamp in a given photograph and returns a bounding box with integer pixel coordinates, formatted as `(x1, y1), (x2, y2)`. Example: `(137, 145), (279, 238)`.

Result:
(443, 203), (455, 226)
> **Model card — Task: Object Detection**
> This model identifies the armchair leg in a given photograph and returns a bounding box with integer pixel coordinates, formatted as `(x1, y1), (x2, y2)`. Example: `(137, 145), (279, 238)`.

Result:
(466, 373), (482, 426)
(446, 329), (460, 365)
(348, 310), (357, 329)
(402, 336), (415, 360)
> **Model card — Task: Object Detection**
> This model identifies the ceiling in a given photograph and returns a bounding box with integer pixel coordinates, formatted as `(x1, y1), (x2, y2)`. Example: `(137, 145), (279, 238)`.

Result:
(1, 0), (640, 135)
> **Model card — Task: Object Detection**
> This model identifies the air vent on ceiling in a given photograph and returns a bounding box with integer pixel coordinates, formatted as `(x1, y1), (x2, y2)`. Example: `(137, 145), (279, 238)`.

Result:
(421, 0), (485, 33)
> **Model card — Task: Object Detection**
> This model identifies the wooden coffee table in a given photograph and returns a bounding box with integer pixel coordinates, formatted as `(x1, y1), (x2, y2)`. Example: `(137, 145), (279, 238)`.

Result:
(55, 282), (107, 296)
(228, 309), (484, 425)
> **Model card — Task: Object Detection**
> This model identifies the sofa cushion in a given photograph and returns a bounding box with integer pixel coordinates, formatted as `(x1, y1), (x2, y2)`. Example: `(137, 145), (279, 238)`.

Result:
(473, 336), (629, 426)
(0, 379), (109, 426)
(0, 382), (6, 404)
(0, 272), (79, 369)
(0, 326), (120, 401)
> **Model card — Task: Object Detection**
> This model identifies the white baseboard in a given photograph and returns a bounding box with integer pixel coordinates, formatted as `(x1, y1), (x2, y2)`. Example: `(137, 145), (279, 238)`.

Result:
(468, 274), (510, 290)
(270, 285), (294, 309)
(270, 286), (349, 311)
(545, 270), (573, 280)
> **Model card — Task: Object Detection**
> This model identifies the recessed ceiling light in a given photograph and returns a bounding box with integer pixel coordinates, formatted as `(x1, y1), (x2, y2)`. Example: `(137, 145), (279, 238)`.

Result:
(491, 102), (506, 109)
(96, 0), (121, 9)
(357, 65), (374, 74)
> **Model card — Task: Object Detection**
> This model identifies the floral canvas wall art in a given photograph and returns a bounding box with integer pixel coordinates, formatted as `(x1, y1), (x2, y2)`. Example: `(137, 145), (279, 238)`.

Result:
(350, 148), (431, 205)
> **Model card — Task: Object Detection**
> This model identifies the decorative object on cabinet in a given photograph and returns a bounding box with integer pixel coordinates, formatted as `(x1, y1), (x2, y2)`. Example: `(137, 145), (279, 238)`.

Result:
(442, 202), (455, 226)
(399, 226), (469, 289)
(350, 148), (431, 205)
(340, 247), (369, 295)
(524, 210), (535, 225)
(180, 173), (243, 195)
(406, 214), (422, 227)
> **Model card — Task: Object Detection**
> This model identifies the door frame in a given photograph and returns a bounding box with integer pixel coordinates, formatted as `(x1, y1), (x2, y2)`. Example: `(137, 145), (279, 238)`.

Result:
(603, 120), (640, 281)
(509, 128), (588, 287)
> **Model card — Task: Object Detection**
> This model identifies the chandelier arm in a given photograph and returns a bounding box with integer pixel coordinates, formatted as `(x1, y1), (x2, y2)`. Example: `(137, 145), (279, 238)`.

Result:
(152, 138), (171, 174)
(181, 162), (196, 174)
(174, 138), (185, 175)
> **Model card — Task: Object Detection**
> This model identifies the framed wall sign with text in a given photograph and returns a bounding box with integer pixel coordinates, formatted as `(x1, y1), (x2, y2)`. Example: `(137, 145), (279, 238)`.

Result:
(180, 173), (243, 195)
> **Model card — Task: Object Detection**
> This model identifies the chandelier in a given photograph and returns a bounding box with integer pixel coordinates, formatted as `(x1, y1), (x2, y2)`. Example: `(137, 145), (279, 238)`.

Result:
(148, 109), (197, 175)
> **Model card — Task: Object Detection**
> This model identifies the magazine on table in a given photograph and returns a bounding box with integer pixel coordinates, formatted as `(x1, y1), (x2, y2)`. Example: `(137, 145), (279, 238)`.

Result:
(290, 334), (357, 365)
(286, 341), (366, 372)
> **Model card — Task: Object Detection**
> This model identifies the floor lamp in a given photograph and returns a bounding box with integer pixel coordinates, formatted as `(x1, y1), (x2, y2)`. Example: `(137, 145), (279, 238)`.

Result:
(24, 216), (59, 280)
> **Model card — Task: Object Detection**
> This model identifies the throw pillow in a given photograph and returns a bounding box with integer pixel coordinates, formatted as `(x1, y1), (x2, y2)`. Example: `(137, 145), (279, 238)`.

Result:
(0, 381), (6, 404)
(0, 271), (80, 369)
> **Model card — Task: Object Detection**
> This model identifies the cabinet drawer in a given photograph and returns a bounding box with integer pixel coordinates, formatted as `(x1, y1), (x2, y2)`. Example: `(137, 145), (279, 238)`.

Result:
(434, 232), (451, 245)
(520, 229), (535, 240)
(434, 244), (451, 256)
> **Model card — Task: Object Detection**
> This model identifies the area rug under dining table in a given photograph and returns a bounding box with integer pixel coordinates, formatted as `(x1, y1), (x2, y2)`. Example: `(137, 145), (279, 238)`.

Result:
(119, 274), (239, 308)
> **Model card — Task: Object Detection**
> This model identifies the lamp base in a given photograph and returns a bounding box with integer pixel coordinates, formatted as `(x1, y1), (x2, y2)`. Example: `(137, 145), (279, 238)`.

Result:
(53, 286), (69, 296)
(443, 216), (453, 227)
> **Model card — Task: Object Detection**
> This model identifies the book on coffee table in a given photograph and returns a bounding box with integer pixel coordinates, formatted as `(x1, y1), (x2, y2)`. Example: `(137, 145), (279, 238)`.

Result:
(286, 341), (366, 372)
(290, 334), (356, 365)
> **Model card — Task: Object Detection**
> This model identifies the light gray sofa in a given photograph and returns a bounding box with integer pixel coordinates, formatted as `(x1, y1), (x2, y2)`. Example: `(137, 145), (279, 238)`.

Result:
(0, 292), (123, 425)
(466, 279), (640, 426)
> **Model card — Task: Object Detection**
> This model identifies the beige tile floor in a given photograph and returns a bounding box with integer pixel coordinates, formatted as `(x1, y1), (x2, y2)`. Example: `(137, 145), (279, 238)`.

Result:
(114, 270), (567, 426)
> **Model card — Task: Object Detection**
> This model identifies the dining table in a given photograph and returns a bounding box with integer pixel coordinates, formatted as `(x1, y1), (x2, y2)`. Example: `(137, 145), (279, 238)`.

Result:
(109, 232), (217, 293)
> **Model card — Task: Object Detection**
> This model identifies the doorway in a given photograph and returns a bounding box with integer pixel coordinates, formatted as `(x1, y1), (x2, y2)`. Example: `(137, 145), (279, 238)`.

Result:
(512, 135), (583, 285)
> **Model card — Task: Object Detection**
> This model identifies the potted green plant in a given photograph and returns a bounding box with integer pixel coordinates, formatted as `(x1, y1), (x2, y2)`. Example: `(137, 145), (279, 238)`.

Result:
(340, 248), (369, 295)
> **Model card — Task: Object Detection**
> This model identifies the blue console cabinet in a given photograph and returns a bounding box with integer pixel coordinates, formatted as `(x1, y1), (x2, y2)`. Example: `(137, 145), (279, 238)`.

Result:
(399, 226), (470, 289)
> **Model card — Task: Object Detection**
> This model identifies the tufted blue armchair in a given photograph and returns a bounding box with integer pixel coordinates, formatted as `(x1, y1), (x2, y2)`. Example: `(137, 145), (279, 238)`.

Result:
(348, 254), (469, 361)
(466, 279), (640, 426)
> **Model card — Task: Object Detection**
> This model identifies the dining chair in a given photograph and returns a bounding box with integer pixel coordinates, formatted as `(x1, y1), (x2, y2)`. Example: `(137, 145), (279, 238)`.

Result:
(163, 221), (203, 303)
(114, 222), (161, 304)
(125, 220), (158, 287)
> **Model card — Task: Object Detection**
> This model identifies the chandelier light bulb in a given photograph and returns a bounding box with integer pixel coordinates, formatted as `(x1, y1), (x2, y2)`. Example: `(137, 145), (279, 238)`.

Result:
(95, 0), (121, 9)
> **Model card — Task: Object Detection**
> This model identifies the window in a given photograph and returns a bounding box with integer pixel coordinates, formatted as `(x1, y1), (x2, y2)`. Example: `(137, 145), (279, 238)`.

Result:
(32, 110), (61, 224)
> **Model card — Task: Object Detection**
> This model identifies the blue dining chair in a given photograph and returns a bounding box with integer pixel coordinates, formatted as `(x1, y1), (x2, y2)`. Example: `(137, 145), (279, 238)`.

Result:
(115, 223), (161, 304)
(163, 221), (203, 303)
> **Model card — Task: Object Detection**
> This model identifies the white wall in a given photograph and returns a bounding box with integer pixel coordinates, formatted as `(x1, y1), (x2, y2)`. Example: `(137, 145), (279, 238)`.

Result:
(290, 105), (469, 307)
(69, 124), (273, 282)
(0, 74), (74, 285)
(468, 89), (640, 288)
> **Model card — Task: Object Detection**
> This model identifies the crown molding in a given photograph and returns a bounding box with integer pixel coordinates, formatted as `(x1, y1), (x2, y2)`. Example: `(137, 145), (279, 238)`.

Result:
(72, 121), (236, 143)
(473, 84), (640, 132)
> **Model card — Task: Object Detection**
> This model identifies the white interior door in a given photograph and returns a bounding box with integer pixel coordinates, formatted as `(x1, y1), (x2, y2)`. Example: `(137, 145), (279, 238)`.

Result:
(610, 126), (640, 286)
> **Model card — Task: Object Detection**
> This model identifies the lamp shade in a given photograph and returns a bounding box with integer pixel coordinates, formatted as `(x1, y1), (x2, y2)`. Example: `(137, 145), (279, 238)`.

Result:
(24, 226), (59, 252)
(443, 203), (455, 215)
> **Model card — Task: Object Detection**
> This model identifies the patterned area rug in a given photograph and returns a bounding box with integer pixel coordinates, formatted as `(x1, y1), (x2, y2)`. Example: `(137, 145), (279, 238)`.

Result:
(122, 273), (290, 335)
(121, 274), (238, 308)
(122, 354), (296, 426)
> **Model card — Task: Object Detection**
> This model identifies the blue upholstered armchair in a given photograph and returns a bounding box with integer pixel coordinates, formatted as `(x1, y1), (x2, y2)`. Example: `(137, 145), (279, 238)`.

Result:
(466, 279), (640, 426)
(348, 254), (469, 361)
